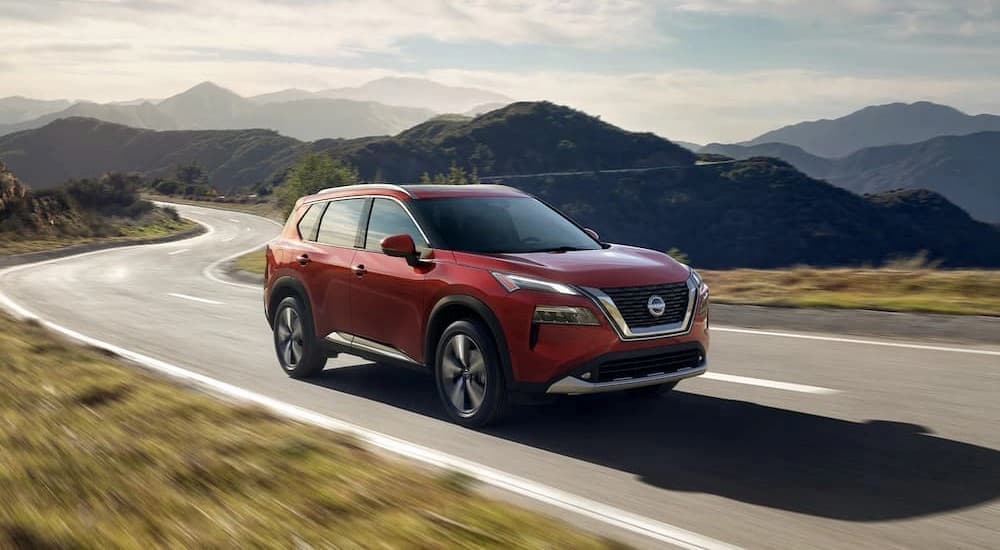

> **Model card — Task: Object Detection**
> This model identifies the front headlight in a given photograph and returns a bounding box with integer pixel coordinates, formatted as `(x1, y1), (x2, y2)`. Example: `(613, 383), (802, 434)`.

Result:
(688, 267), (703, 288)
(689, 268), (710, 316)
(533, 305), (601, 326)
(492, 272), (580, 296)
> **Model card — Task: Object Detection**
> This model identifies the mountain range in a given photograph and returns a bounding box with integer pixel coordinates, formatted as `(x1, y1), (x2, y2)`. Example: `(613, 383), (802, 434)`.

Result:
(249, 77), (511, 113)
(0, 79), (512, 141)
(742, 101), (1000, 158)
(1, 103), (997, 268)
(701, 130), (1000, 222)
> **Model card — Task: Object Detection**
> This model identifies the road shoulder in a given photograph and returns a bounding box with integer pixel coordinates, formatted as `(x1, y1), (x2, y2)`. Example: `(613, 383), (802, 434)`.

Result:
(712, 303), (1000, 346)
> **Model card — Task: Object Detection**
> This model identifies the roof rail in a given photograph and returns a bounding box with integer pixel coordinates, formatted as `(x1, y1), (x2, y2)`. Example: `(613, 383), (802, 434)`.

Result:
(317, 183), (413, 197)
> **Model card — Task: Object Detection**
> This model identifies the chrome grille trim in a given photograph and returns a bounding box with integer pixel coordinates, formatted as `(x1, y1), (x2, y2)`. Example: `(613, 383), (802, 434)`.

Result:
(582, 277), (698, 340)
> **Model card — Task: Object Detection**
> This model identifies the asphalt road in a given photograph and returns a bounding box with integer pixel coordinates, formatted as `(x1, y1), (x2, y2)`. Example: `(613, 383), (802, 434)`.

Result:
(2, 203), (998, 549)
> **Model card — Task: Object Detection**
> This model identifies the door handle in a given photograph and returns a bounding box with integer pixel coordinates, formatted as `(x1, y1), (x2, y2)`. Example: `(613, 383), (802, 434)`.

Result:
(296, 254), (311, 266)
(352, 264), (367, 277)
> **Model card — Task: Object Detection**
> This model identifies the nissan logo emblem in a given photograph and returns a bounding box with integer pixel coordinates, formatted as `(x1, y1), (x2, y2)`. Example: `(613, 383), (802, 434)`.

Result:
(647, 295), (666, 317)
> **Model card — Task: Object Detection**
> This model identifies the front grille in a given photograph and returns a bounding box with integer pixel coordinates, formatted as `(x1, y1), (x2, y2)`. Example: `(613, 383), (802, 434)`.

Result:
(601, 282), (690, 329)
(597, 348), (703, 382)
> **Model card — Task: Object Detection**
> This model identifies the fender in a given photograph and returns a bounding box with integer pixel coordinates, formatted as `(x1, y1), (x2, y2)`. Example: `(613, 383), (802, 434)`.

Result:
(266, 275), (314, 331)
(425, 294), (514, 387)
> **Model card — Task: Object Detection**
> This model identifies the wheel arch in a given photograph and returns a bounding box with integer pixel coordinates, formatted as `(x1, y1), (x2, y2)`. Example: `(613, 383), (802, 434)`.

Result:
(425, 295), (513, 386)
(267, 276), (313, 330)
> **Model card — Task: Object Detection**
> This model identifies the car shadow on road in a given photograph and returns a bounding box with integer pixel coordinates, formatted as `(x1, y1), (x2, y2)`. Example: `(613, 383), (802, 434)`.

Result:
(306, 363), (1000, 522)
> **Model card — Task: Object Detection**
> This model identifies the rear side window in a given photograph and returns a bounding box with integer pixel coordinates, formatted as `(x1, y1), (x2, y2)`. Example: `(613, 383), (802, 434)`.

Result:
(365, 198), (426, 251)
(317, 198), (366, 247)
(296, 203), (325, 241)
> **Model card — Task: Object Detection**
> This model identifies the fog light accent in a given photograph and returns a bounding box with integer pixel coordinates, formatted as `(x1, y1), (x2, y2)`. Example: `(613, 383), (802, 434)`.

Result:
(532, 305), (600, 326)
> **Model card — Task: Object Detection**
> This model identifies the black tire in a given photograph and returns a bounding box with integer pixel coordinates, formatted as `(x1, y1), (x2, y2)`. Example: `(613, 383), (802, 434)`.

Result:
(434, 319), (508, 428)
(272, 296), (326, 379)
(628, 381), (678, 398)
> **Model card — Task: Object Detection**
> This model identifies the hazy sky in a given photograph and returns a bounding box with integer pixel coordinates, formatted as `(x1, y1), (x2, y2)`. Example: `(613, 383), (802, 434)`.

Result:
(3, 0), (999, 143)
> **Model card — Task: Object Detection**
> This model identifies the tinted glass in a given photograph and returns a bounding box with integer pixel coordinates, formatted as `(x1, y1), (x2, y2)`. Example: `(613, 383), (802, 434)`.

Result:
(296, 203), (325, 241)
(316, 198), (366, 247)
(365, 198), (426, 251)
(410, 196), (601, 254)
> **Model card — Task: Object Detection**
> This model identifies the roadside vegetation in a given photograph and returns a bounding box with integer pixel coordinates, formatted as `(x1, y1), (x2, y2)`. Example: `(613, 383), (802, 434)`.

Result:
(0, 311), (616, 548)
(233, 247), (266, 275)
(704, 262), (1000, 316)
(0, 164), (197, 255)
(277, 152), (358, 216)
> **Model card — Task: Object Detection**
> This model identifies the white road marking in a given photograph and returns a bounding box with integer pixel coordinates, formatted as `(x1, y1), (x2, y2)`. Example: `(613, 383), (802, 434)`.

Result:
(0, 291), (739, 550)
(203, 243), (270, 290)
(229, 218), (240, 223)
(702, 372), (839, 394)
(222, 237), (235, 242)
(167, 293), (224, 305)
(167, 249), (189, 256)
(714, 326), (1000, 357)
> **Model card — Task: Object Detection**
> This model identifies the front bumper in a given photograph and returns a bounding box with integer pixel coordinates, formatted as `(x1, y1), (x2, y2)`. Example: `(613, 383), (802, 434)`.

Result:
(547, 362), (706, 394)
(544, 341), (707, 394)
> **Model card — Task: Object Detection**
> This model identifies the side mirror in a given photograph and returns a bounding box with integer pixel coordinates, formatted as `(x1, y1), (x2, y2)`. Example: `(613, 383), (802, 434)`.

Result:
(381, 234), (419, 265)
(583, 228), (600, 241)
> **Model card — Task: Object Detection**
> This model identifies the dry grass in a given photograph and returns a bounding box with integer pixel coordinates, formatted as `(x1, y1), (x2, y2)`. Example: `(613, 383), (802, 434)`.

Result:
(703, 267), (1000, 316)
(0, 216), (198, 256)
(233, 248), (266, 276)
(0, 312), (617, 549)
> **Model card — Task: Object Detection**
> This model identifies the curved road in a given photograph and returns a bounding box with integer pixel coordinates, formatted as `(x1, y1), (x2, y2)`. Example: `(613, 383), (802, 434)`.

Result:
(2, 203), (998, 549)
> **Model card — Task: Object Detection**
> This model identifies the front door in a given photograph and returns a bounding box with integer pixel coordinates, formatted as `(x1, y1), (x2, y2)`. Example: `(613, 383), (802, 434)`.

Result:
(349, 197), (433, 364)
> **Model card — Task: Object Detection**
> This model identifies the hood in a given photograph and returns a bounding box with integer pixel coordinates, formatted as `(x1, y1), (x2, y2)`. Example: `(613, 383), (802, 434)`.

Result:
(452, 244), (691, 289)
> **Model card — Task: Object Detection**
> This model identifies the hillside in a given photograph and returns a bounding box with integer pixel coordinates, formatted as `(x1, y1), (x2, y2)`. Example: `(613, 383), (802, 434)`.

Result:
(824, 132), (1000, 223)
(0, 102), (693, 191)
(509, 159), (1000, 268)
(315, 101), (697, 181)
(746, 102), (1000, 157)
(0, 164), (194, 253)
(700, 142), (832, 176)
(704, 132), (1000, 222)
(0, 82), (435, 141)
(0, 118), (305, 192)
(2, 109), (997, 268)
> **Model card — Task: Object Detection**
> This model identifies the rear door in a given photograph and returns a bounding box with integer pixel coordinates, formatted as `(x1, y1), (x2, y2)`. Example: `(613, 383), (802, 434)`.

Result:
(348, 197), (433, 364)
(300, 197), (368, 339)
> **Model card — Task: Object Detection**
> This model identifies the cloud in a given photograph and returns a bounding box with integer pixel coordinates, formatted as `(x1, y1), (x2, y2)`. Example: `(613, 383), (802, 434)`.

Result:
(0, 0), (659, 56)
(424, 67), (1000, 142)
(666, 0), (999, 37)
(2, 0), (999, 142)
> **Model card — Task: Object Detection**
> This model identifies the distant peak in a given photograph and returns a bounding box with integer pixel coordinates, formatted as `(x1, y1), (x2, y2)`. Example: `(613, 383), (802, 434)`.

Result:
(177, 81), (240, 97)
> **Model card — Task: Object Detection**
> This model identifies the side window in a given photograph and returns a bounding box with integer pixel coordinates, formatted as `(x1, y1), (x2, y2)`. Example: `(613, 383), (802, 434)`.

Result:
(317, 198), (366, 247)
(296, 203), (325, 241)
(365, 198), (426, 251)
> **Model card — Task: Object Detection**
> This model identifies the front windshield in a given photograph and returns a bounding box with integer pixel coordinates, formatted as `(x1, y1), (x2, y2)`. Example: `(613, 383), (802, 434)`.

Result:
(411, 196), (602, 254)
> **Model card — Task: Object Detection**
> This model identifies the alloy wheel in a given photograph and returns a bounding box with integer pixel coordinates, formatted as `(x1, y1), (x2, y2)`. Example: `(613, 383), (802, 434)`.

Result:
(276, 306), (305, 370)
(440, 333), (487, 416)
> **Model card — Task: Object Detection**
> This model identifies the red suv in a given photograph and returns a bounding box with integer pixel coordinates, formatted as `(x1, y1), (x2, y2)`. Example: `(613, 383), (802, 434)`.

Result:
(265, 184), (709, 427)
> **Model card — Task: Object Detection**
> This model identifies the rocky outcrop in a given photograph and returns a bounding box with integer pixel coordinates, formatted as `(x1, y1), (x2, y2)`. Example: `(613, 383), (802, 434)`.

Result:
(0, 162), (27, 216)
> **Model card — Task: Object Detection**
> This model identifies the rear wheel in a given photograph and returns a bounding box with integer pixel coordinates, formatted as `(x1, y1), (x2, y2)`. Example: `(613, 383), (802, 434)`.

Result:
(273, 296), (326, 379)
(628, 381), (678, 398)
(434, 319), (507, 428)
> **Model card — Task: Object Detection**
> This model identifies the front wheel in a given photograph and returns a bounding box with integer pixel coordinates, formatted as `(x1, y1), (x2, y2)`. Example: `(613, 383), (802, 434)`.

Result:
(434, 319), (508, 428)
(273, 296), (326, 379)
